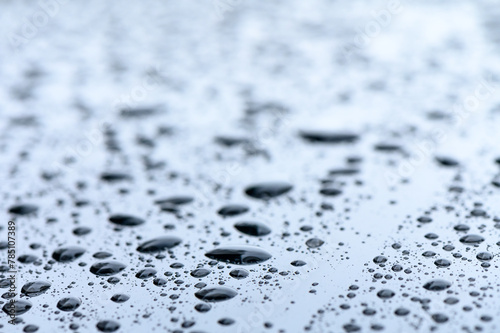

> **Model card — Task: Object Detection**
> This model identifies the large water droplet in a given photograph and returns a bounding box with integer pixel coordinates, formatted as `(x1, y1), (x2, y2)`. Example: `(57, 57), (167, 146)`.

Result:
(244, 182), (293, 200)
(21, 281), (51, 297)
(2, 299), (32, 315)
(423, 279), (451, 291)
(377, 289), (395, 299)
(459, 234), (485, 244)
(205, 246), (272, 265)
(108, 214), (145, 226)
(306, 238), (324, 248)
(234, 222), (271, 237)
(52, 246), (86, 263)
(96, 320), (120, 332)
(194, 286), (237, 302)
(135, 268), (157, 279)
(110, 294), (130, 303)
(57, 297), (81, 311)
(90, 261), (126, 276)
(136, 236), (182, 253)
(8, 204), (38, 215)
(191, 268), (211, 278)
(217, 204), (249, 217)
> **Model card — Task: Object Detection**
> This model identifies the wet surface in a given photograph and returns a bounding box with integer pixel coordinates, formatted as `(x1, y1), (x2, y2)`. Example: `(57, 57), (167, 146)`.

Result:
(1, 0), (500, 332)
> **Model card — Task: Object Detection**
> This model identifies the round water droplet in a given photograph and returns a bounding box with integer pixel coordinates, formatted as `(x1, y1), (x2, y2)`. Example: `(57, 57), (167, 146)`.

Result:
(108, 214), (144, 226)
(21, 281), (51, 297)
(90, 261), (126, 276)
(2, 299), (32, 315)
(234, 222), (271, 237)
(57, 297), (81, 311)
(432, 313), (449, 323)
(291, 260), (306, 267)
(154, 196), (193, 205)
(205, 246), (272, 265)
(110, 294), (130, 303)
(194, 286), (237, 302)
(8, 204), (38, 215)
(93, 252), (112, 259)
(190, 268), (211, 278)
(244, 182), (293, 200)
(52, 246), (86, 263)
(96, 320), (120, 332)
(319, 188), (343, 197)
(136, 236), (182, 253)
(377, 289), (395, 299)
(434, 259), (451, 267)
(135, 268), (157, 279)
(229, 268), (249, 279)
(476, 252), (492, 261)
(435, 156), (459, 167)
(217, 204), (249, 217)
(459, 234), (484, 244)
(306, 238), (324, 248)
(100, 172), (131, 183)
(423, 279), (451, 291)
(194, 303), (211, 313)
(373, 256), (387, 264)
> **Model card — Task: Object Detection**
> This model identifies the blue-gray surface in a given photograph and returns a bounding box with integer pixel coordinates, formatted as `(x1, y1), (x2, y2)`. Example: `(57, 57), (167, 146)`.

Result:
(1, 0), (500, 332)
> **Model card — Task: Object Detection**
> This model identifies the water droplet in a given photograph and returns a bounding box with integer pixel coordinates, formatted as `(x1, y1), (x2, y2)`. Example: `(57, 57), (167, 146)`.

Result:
(136, 236), (182, 253)
(394, 308), (410, 316)
(244, 182), (293, 200)
(299, 131), (359, 144)
(21, 281), (51, 297)
(434, 259), (451, 267)
(93, 252), (112, 259)
(57, 297), (81, 311)
(73, 227), (92, 236)
(2, 299), (32, 315)
(417, 216), (432, 223)
(435, 156), (459, 167)
(100, 172), (131, 183)
(218, 318), (236, 326)
(423, 279), (451, 291)
(214, 136), (248, 147)
(319, 188), (343, 196)
(110, 294), (130, 303)
(23, 324), (39, 332)
(205, 246), (272, 265)
(217, 204), (249, 217)
(135, 268), (157, 279)
(190, 268), (211, 278)
(229, 268), (249, 279)
(52, 246), (86, 263)
(108, 214), (145, 226)
(154, 196), (193, 205)
(194, 303), (211, 313)
(377, 289), (395, 299)
(96, 320), (120, 332)
(432, 313), (449, 323)
(8, 204), (38, 215)
(373, 256), (387, 264)
(90, 261), (126, 276)
(476, 252), (492, 261)
(306, 238), (324, 248)
(194, 286), (237, 302)
(459, 234), (484, 244)
(234, 222), (271, 237)
(291, 260), (306, 267)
